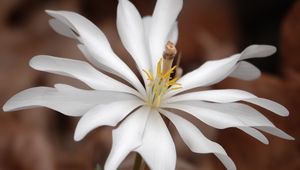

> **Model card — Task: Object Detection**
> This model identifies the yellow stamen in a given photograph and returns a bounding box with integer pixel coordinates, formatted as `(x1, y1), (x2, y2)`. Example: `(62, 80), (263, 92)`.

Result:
(163, 65), (177, 78)
(143, 69), (154, 81)
(143, 41), (182, 108)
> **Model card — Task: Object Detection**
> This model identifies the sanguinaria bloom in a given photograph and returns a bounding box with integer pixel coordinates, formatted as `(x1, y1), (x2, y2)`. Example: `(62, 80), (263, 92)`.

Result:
(3, 0), (294, 169)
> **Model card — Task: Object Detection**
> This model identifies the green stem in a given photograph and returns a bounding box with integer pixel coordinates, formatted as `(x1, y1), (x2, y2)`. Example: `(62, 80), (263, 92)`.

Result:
(133, 153), (142, 170)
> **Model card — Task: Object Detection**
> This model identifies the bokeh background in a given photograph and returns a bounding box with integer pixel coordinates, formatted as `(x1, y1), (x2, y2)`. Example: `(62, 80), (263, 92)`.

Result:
(0, 0), (299, 169)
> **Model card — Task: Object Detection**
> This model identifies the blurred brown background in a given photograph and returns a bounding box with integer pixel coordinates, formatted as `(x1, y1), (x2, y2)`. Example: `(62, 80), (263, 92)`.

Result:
(0, 0), (299, 169)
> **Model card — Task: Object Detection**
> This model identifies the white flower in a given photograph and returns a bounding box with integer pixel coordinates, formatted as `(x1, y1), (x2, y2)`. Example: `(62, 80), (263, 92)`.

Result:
(3, 0), (294, 170)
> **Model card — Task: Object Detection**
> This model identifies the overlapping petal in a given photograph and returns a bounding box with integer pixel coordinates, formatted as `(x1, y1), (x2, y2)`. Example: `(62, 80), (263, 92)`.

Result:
(166, 89), (289, 116)
(117, 0), (151, 82)
(165, 55), (240, 97)
(228, 45), (276, 80)
(149, 0), (183, 72)
(143, 16), (179, 46)
(135, 110), (176, 170)
(74, 99), (144, 141)
(161, 110), (236, 170)
(163, 102), (245, 129)
(104, 106), (151, 170)
(229, 61), (261, 81)
(166, 89), (257, 103)
(29, 55), (142, 98)
(3, 84), (137, 117)
(239, 45), (277, 60)
(237, 127), (269, 144)
(46, 10), (146, 96)
(163, 101), (293, 140)
(166, 45), (277, 98)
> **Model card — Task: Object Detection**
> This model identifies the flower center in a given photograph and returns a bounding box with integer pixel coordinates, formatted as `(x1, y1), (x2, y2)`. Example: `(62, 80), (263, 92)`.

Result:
(143, 41), (182, 108)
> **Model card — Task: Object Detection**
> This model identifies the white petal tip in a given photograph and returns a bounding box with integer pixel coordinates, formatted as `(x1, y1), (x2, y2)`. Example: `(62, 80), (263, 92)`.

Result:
(2, 102), (10, 112)
(260, 45), (277, 55)
(73, 136), (82, 142)
(29, 55), (51, 70)
(2, 97), (17, 112)
(74, 123), (88, 142)
(262, 139), (270, 145)
(284, 134), (295, 140)
(74, 131), (84, 141)
(277, 107), (289, 117)
(282, 111), (289, 117)
(29, 55), (42, 68)
(45, 9), (56, 15)
(252, 44), (277, 55)
(241, 45), (277, 60)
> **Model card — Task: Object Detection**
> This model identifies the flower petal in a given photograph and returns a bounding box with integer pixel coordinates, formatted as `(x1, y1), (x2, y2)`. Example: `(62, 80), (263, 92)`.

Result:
(48, 19), (76, 39)
(256, 126), (294, 140)
(74, 99), (144, 141)
(237, 127), (269, 144)
(117, 0), (151, 78)
(166, 101), (293, 141)
(142, 16), (152, 41)
(168, 22), (179, 44)
(160, 110), (236, 170)
(149, 0), (183, 71)
(230, 61), (261, 81)
(166, 89), (257, 104)
(166, 55), (240, 98)
(166, 89), (288, 116)
(29, 55), (142, 97)
(240, 45), (277, 60)
(165, 45), (277, 98)
(104, 106), (151, 170)
(162, 103), (245, 129)
(244, 98), (289, 117)
(3, 84), (137, 116)
(46, 10), (146, 96)
(143, 16), (179, 48)
(135, 110), (176, 170)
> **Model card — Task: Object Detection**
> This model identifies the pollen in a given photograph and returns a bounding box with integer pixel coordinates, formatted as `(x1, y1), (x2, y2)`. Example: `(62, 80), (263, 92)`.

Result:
(144, 41), (182, 108)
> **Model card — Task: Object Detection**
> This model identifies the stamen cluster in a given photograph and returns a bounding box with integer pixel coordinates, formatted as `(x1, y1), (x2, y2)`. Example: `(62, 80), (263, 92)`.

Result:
(143, 41), (181, 107)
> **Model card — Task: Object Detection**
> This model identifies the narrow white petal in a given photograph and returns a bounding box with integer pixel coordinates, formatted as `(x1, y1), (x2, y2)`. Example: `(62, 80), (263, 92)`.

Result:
(161, 110), (236, 170)
(168, 22), (179, 44)
(46, 10), (146, 96)
(117, 0), (151, 79)
(29, 55), (141, 97)
(142, 16), (152, 41)
(166, 89), (288, 117)
(77, 44), (125, 78)
(256, 126), (294, 140)
(166, 89), (257, 104)
(215, 154), (237, 170)
(244, 98), (289, 117)
(135, 111), (176, 170)
(162, 103), (245, 129)
(206, 102), (275, 127)
(166, 55), (240, 97)
(168, 101), (293, 141)
(3, 85), (137, 116)
(143, 16), (179, 47)
(237, 127), (269, 144)
(240, 45), (277, 60)
(104, 106), (151, 170)
(74, 99), (144, 141)
(149, 0), (183, 71)
(49, 19), (76, 38)
(170, 101), (276, 127)
(230, 61), (261, 80)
